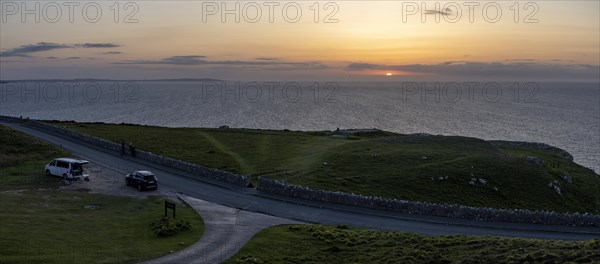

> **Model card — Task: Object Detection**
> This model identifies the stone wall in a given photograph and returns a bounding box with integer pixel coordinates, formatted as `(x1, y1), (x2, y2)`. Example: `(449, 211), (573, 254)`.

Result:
(0, 115), (22, 123)
(257, 177), (600, 227)
(0, 116), (250, 187)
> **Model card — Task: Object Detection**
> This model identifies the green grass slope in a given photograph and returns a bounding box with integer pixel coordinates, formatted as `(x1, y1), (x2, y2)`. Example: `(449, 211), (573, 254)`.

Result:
(49, 121), (600, 213)
(224, 224), (600, 264)
(0, 124), (69, 188)
(293, 135), (600, 213)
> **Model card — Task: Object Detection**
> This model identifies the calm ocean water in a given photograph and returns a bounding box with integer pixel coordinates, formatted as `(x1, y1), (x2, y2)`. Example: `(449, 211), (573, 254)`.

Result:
(1, 81), (598, 173)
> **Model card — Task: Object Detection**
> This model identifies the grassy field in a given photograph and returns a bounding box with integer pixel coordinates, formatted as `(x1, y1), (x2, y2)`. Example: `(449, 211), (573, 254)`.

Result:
(0, 125), (204, 264)
(224, 224), (600, 264)
(47, 121), (349, 176)
(0, 123), (69, 190)
(49, 121), (600, 213)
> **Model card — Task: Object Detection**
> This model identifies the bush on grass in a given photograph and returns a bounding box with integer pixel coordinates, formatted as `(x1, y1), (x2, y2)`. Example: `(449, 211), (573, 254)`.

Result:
(151, 216), (192, 237)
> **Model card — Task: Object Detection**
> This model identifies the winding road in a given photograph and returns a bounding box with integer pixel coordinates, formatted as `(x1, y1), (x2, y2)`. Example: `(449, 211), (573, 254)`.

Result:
(2, 121), (599, 242)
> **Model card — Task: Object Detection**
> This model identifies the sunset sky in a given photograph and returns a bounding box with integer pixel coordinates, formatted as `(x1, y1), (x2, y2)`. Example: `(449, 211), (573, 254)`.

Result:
(1, 1), (599, 81)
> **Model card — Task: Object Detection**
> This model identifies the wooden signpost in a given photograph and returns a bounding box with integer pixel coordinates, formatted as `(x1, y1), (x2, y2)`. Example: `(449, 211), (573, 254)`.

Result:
(165, 201), (176, 218)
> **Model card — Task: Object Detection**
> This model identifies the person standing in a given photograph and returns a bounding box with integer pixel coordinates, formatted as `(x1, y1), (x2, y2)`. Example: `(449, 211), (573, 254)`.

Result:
(121, 139), (125, 155)
(129, 143), (136, 157)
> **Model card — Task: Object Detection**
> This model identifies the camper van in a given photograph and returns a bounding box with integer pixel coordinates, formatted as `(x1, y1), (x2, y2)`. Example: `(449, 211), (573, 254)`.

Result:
(45, 158), (89, 180)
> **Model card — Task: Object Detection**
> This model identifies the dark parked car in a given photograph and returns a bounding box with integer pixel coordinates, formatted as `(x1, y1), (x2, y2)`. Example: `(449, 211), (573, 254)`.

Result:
(125, 171), (158, 191)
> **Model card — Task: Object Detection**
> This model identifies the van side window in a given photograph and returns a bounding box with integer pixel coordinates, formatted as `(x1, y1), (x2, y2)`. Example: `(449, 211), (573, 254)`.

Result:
(50, 160), (56, 166)
(57, 161), (68, 168)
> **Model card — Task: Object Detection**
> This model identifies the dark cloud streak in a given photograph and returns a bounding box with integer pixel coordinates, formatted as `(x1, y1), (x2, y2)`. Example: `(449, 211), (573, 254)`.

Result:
(0, 42), (121, 57)
(100, 51), (123, 55)
(0, 42), (70, 57)
(117, 55), (327, 69)
(76, 43), (120, 48)
(425, 8), (453, 16)
(255, 57), (278, 61)
(347, 63), (381, 70)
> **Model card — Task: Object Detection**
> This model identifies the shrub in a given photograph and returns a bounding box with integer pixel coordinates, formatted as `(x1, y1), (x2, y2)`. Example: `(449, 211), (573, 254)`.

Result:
(151, 216), (192, 237)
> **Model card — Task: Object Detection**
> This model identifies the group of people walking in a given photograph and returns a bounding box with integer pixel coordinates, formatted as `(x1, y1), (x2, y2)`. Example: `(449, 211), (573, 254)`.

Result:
(121, 139), (136, 157)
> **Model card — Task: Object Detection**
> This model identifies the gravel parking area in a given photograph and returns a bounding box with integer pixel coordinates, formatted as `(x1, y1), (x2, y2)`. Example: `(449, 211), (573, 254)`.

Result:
(58, 161), (179, 200)
(57, 159), (301, 264)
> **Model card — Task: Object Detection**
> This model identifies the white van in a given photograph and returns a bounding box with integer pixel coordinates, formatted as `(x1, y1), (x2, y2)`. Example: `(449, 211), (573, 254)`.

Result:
(45, 158), (89, 180)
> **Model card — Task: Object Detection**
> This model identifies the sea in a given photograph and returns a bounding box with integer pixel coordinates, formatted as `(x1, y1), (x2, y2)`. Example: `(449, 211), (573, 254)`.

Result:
(1, 81), (598, 173)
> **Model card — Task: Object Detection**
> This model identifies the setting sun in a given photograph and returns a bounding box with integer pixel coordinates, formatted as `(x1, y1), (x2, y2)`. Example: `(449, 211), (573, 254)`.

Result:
(386, 72), (392, 76)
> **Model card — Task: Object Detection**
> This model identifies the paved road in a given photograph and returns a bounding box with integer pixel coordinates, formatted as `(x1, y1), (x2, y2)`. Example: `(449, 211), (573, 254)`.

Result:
(2, 122), (599, 241)
(141, 194), (300, 264)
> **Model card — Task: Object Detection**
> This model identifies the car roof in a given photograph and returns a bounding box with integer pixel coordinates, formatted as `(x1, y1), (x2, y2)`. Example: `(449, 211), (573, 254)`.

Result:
(54, 158), (89, 164)
(135, 170), (154, 176)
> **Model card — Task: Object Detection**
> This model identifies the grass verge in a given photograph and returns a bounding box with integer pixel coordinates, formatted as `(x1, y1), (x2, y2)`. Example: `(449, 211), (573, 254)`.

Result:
(224, 224), (600, 264)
